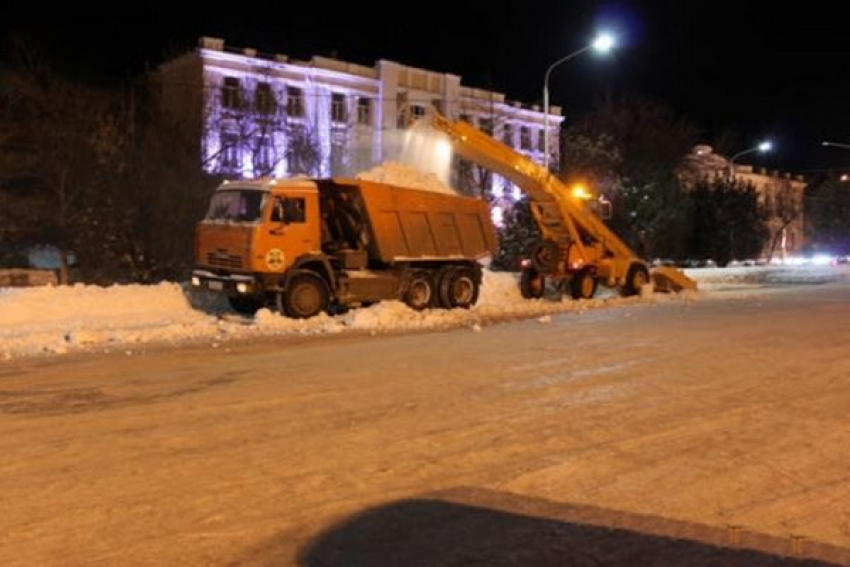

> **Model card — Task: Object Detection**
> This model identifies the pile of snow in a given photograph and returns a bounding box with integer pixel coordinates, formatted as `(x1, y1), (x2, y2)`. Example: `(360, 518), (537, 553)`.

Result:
(0, 271), (669, 359)
(685, 264), (850, 290)
(356, 162), (457, 195)
(12, 264), (848, 360)
(0, 283), (215, 356)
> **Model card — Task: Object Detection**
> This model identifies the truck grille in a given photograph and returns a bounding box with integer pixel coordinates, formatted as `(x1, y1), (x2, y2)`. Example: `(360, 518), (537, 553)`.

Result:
(206, 251), (244, 270)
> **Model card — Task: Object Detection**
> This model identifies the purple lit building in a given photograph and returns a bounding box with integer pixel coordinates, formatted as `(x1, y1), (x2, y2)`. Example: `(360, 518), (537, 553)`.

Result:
(156, 37), (563, 214)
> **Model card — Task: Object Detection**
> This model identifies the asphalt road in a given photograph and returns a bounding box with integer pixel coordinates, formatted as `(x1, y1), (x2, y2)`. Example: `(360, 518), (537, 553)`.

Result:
(1, 285), (849, 566)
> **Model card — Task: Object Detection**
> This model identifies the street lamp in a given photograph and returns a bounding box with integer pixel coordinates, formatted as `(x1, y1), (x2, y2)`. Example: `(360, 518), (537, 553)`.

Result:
(822, 140), (850, 150)
(543, 32), (616, 171)
(727, 140), (773, 180)
(822, 141), (850, 182)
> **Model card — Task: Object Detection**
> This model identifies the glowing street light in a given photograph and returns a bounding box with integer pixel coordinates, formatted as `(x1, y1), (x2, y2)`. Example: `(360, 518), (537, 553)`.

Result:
(571, 183), (593, 200)
(822, 140), (850, 150)
(728, 140), (773, 180)
(543, 32), (617, 171)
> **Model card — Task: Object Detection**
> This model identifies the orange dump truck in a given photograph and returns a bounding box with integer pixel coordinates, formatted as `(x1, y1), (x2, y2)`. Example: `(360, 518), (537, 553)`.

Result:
(191, 178), (496, 318)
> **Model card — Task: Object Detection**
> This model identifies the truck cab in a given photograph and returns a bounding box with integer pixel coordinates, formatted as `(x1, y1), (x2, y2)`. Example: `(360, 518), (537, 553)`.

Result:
(192, 179), (325, 314)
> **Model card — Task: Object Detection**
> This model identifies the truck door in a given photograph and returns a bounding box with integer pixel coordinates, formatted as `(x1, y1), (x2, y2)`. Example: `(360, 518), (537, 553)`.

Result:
(262, 190), (321, 273)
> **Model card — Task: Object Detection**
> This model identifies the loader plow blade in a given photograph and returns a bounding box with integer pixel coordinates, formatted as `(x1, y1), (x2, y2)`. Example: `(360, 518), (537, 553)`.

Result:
(651, 266), (698, 293)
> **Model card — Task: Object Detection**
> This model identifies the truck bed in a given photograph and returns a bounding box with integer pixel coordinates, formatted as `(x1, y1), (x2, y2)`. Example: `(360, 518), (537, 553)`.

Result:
(330, 179), (496, 264)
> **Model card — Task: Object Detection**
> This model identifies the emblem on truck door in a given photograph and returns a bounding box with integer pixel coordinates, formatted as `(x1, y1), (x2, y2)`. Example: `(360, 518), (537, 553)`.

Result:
(265, 248), (286, 271)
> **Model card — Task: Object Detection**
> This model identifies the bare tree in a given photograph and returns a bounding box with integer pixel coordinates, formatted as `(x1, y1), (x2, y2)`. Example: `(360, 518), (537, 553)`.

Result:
(765, 179), (803, 262)
(0, 40), (129, 283)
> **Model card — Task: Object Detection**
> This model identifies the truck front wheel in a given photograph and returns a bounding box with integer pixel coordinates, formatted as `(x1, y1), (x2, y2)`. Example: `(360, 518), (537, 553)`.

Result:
(278, 272), (330, 319)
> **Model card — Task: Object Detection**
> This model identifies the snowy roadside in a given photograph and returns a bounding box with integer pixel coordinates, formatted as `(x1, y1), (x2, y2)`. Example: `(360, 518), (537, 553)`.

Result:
(1, 271), (678, 360)
(684, 263), (850, 291)
(3, 265), (848, 360)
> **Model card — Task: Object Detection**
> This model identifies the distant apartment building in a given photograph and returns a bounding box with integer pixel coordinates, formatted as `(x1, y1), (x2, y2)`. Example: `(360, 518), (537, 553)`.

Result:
(681, 144), (807, 258)
(155, 37), (564, 219)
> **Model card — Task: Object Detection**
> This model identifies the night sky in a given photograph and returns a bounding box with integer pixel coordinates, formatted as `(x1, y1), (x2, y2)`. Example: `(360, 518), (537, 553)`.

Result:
(3, 2), (849, 173)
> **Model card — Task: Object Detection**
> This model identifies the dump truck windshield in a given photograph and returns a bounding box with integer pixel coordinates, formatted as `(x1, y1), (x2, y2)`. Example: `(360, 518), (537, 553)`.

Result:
(205, 190), (268, 222)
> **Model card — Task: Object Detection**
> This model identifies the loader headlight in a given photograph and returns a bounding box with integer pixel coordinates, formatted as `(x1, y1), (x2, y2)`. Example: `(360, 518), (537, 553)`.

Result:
(236, 282), (250, 294)
(191, 276), (201, 287)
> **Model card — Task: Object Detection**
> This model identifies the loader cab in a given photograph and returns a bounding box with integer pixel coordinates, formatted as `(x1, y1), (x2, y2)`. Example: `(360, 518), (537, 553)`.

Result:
(592, 195), (613, 220)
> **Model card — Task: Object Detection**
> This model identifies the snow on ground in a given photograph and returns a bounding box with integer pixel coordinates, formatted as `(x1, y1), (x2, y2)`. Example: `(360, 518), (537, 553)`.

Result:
(0, 271), (660, 359)
(3, 264), (849, 359)
(684, 263), (850, 290)
(356, 162), (456, 195)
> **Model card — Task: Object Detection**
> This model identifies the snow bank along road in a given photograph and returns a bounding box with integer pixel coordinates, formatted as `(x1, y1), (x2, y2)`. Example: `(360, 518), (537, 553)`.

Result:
(1, 276), (849, 565)
(2, 264), (849, 360)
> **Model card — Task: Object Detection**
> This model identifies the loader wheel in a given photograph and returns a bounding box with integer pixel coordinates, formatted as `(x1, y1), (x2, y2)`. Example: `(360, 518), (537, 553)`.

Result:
(403, 270), (435, 311)
(621, 263), (650, 297)
(570, 268), (598, 300)
(278, 272), (329, 319)
(520, 268), (546, 299)
(531, 239), (561, 272)
(438, 267), (480, 309)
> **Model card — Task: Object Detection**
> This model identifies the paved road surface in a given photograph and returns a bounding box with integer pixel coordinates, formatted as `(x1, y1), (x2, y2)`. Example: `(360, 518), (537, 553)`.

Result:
(1, 285), (849, 565)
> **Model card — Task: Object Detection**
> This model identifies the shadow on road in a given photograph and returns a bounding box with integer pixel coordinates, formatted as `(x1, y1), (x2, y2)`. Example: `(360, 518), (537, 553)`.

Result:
(239, 488), (848, 566)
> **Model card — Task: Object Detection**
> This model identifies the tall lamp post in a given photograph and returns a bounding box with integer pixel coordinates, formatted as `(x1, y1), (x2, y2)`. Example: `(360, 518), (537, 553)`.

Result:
(728, 140), (773, 180)
(543, 32), (616, 171)
(822, 141), (850, 181)
(822, 140), (850, 150)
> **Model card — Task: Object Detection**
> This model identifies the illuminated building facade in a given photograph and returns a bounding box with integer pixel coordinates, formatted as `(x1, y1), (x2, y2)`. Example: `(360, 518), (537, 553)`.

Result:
(156, 37), (564, 218)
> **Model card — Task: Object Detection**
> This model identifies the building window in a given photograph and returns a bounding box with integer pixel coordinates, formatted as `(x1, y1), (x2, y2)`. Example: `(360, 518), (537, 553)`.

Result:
(538, 130), (546, 152)
(254, 136), (273, 177)
(357, 97), (371, 125)
(502, 123), (514, 146)
(286, 86), (304, 118)
(479, 118), (493, 135)
(459, 114), (472, 124)
(331, 93), (347, 123)
(520, 126), (531, 150)
(222, 77), (242, 110)
(410, 104), (426, 121)
(255, 82), (276, 115)
(220, 131), (241, 172)
(331, 141), (346, 175)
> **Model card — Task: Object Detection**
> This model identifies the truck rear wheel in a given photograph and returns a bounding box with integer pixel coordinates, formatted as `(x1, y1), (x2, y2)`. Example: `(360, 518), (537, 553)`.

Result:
(278, 272), (330, 319)
(520, 268), (546, 299)
(438, 267), (479, 309)
(402, 270), (435, 311)
(570, 268), (597, 300)
(620, 263), (650, 297)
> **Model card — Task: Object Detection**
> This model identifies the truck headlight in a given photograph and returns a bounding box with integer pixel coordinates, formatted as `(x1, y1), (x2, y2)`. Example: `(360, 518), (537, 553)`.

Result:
(191, 276), (201, 287)
(236, 282), (250, 294)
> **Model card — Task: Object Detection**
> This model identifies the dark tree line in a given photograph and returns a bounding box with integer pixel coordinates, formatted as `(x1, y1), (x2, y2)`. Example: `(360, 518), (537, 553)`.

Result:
(0, 39), (214, 283)
(493, 97), (774, 269)
(805, 174), (850, 255)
